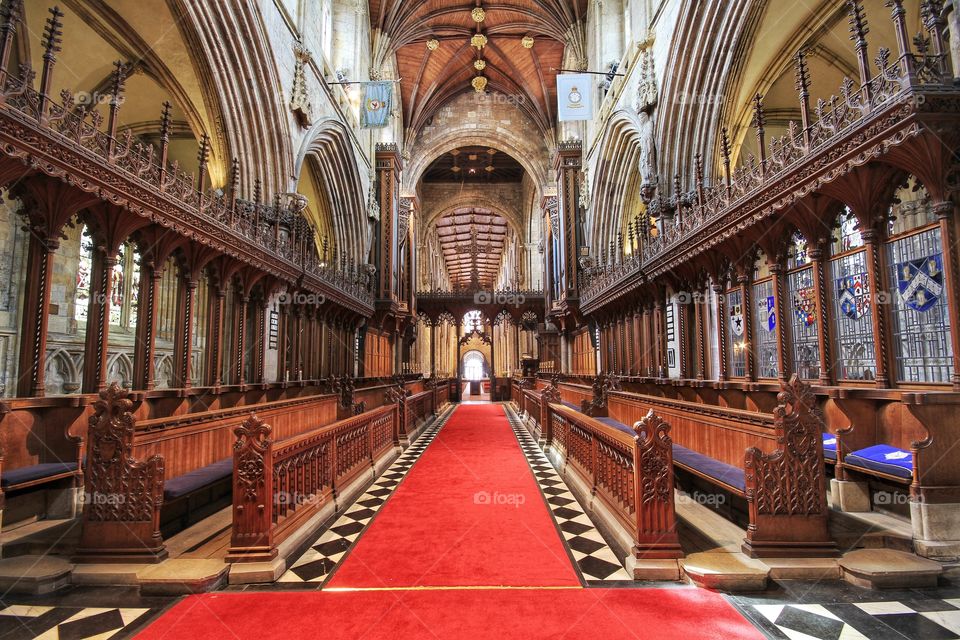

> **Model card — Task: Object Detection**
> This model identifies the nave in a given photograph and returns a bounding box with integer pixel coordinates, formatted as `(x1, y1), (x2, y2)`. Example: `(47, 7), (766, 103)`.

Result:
(2, 404), (959, 639)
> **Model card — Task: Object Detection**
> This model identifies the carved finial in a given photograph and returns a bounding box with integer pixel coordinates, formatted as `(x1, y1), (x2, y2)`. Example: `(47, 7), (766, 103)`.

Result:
(253, 178), (262, 204)
(795, 50), (810, 98)
(197, 133), (211, 167)
(41, 6), (64, 60)
(110, 60), (128, 99)
(229, 158), (240, 196)
(751, 93), (766, 131)
(721, 127), (732, 165)
(159, 101), (172, 143)
(632, 408), (670, 441)
(847, 0), (869, 47)
(0, 0), (24, 79)
(694, 153), (704, 187)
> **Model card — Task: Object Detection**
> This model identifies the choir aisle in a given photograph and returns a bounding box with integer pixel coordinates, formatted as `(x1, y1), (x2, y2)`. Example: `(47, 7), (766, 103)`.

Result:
(136, 404), (762, 639)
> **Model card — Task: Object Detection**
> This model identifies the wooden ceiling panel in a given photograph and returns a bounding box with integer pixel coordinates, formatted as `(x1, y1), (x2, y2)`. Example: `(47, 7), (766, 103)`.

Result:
(432, 207), (510, 289)
(372, 1), (586, 138)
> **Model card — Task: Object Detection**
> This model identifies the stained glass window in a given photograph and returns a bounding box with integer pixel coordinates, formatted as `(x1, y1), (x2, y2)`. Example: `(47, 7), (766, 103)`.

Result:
(830, 250), (875, 380)
(788, 231), (810, 269)
(74, 225), (93, 323)
(832, 207), (864, 254)
(753, 279), (778, 378)
(726, 288), (746, 377)
(788, 267), (820, 379)
(887, 227), (953, 383)
(889, 177), (936, 237)
(109, 244), (126, 327)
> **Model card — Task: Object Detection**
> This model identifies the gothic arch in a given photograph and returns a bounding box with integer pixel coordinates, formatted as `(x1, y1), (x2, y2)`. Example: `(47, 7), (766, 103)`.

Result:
(295, 118), (371, 265)
(589, 109), (646, 258)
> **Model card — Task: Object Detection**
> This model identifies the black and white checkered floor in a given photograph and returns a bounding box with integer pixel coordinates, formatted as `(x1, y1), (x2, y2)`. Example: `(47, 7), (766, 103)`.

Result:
(730, 583), (960, 639)
(503, 404), (632, 583)
(0, 603), (155, 640)
(278, 405), (454, 583)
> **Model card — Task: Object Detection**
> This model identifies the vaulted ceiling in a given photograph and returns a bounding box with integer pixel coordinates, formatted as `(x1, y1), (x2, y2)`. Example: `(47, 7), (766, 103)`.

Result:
(435, 209), (510, 290)
(369, 1), (587, 139)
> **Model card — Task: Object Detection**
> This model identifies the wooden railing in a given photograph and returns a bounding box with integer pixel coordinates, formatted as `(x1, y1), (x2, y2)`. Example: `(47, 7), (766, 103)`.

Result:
(73, 384), (338, 562)
(227, 404), (398, 562)
(404, 390), (434, 441)
(547, 403), (681, 559)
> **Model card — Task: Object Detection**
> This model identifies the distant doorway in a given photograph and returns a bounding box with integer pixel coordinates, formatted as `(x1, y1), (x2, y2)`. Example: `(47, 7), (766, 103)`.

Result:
(461, 350), (490, 400)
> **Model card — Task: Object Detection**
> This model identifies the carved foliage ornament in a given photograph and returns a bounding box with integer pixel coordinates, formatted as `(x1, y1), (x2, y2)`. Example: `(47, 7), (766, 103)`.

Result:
(234, 413), (272, 502)
(633, 409), (673, 505)
(745, 375), (824, 516)
(290, 44), (313, 127)
(84, 382), (164, 522)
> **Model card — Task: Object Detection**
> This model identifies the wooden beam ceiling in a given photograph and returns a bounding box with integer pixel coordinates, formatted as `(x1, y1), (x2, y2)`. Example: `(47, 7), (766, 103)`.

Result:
(370, 1), (587, 139)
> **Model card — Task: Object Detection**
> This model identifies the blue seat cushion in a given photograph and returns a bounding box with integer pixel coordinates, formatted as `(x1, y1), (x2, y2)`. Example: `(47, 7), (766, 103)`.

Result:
(561, 401), (580, 411)
(594, 416), (634, 436)
(823, 433), (837, 461)
(163, 458), (233, 500)
(1, 462), (79, 488)
(845, 444), (913, 480)
(672, 444), (746, 493)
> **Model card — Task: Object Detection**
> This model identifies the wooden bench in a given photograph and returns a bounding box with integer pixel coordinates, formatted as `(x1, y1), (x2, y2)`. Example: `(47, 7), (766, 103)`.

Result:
(604, 376), (835, 558)
(227, 403), (399, 562)
(74, 383), (337, 562)
(546, 403), (682, 562)
(0, 398), (84, 522)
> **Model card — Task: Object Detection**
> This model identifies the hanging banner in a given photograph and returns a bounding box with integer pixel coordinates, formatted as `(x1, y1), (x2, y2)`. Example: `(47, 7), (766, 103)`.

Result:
(557, 73), (594, 121)
(360, 81), (393, 129)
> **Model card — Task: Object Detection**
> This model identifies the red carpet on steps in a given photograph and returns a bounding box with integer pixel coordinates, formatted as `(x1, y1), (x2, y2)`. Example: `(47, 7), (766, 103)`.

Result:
(136, 588), (764, 640)
(328, 403), (579, 588)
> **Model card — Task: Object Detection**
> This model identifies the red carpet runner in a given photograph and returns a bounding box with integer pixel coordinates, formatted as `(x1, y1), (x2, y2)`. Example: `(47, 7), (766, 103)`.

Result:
(137, 404), (764, 640)
(328, 403), (579, 588)
(136, 588), (763, 639)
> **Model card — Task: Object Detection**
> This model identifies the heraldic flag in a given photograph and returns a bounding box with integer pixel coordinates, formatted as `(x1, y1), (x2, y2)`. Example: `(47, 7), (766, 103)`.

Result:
(361, 81), (392, 129)
(557, 73), (594, 122)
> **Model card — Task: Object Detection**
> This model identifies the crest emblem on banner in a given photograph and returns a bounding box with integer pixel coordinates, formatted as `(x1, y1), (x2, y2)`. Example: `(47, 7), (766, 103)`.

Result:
(360, 81), (393, 129)
(730, 303), (744, 336)
(557, 73), (594, 121)
(793, 287), (816, 327)
(897, 254), (943, 313)
(760, 295), (776, 332)
(837, 273), (870, 320)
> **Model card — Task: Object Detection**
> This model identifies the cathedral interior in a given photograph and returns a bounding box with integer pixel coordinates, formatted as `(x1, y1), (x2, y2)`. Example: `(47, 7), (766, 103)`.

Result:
(0, 0), (958, 638)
